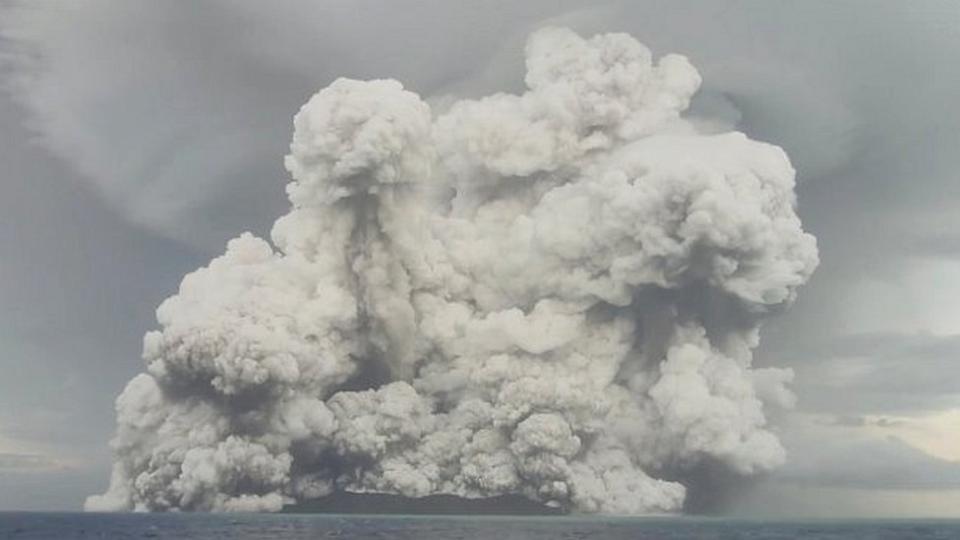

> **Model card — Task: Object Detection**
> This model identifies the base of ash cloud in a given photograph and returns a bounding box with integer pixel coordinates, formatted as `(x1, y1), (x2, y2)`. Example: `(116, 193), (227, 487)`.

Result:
(282, 493), (563, 516)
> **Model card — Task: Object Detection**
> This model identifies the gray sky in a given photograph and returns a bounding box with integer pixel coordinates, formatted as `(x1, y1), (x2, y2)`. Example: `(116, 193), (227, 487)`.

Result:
(1, 0), (959, 515)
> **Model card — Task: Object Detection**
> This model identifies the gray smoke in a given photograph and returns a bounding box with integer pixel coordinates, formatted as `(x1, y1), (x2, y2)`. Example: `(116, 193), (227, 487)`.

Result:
(86, 27), (817, 514)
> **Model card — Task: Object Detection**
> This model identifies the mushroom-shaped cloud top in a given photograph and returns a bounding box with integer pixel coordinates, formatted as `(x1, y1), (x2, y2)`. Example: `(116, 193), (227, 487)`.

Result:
(284, 78), (433, 206)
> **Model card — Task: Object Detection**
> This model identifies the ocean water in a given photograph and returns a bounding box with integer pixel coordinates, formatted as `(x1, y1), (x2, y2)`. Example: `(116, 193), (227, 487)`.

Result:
(1, 513), (959, 540)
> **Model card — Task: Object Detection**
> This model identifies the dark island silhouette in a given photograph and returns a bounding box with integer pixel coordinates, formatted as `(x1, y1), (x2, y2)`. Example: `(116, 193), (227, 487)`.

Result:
(283, 493), (564, 515)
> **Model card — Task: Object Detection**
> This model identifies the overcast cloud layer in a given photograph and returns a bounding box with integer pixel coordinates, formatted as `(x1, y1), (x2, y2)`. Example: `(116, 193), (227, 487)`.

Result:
(1, 0), (959, 515)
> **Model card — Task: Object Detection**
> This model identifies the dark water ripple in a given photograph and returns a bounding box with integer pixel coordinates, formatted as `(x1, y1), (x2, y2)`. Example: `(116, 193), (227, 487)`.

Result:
(1, 513), (959, 540)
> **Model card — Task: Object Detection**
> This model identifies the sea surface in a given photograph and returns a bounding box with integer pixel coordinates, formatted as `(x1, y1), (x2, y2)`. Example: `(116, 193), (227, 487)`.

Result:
(1, 513), (959, 540)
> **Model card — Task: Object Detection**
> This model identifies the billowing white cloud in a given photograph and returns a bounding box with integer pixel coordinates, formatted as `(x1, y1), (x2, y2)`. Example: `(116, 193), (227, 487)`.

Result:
(84, 27), (817, 514)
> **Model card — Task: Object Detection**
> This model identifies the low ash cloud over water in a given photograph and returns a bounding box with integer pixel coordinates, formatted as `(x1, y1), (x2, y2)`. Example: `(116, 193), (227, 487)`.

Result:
(86, 27), (817, 515)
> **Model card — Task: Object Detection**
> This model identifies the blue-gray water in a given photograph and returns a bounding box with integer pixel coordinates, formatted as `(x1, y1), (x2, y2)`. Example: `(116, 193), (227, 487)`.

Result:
(2, 513), (959, 540)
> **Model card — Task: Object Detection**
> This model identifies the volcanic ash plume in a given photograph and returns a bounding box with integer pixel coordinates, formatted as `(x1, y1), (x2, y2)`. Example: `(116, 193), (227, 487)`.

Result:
(86, 27), (818, 514)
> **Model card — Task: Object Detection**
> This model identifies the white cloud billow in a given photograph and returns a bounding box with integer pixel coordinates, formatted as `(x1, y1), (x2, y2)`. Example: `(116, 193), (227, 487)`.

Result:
(86, 27), (818, 514)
